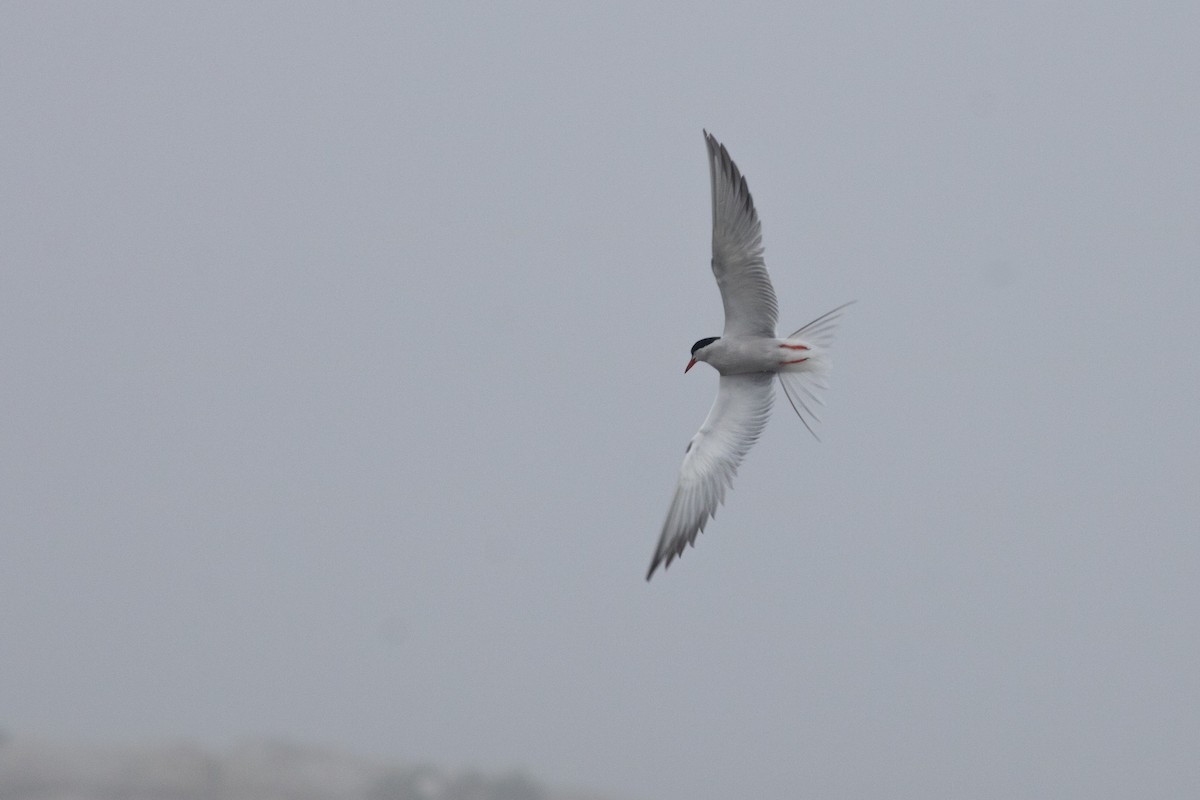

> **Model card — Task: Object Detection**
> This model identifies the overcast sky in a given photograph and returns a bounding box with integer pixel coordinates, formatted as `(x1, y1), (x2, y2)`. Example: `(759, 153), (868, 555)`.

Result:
(3, 4), (1199, 800)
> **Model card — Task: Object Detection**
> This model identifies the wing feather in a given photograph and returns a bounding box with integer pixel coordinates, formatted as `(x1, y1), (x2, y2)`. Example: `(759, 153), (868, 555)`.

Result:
(647, 373), (774, 579)
(705, 131), (779, 338)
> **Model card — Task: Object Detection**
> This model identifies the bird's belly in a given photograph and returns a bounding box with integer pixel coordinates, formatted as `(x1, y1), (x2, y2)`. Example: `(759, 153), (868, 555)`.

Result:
(707, 338), (786, 374)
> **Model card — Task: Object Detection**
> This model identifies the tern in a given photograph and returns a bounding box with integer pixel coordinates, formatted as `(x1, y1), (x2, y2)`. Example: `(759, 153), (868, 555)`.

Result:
(646, 131), (850, 580)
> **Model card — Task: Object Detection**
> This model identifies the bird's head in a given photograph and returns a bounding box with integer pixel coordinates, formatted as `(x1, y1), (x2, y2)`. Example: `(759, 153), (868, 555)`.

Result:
(686, 336), (720, 372)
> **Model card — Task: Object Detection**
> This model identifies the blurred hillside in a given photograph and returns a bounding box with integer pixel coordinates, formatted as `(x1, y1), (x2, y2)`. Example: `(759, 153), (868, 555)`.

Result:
(0, 734), (615, 800)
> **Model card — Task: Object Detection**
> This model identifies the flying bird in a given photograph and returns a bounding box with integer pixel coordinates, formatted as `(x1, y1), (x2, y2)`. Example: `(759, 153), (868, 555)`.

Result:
(646, 131), (850, 580)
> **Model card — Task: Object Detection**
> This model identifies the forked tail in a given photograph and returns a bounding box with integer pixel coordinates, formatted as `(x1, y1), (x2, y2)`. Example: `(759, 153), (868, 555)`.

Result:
(776, 301), (854, 440)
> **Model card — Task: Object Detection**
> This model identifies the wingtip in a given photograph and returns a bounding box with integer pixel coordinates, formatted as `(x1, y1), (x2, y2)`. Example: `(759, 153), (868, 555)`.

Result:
(645, 555), (663, 581)
(704, 130), (728, 158)
(646, 549), (676, 581)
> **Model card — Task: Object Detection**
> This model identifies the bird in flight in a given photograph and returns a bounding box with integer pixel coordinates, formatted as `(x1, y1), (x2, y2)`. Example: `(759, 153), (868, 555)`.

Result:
(646, 131), (850, 580)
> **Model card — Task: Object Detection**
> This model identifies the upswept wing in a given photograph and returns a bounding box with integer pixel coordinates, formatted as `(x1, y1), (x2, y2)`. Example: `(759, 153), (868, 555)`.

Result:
(647, 372), (775, 579)
(705, 131), (778, 338)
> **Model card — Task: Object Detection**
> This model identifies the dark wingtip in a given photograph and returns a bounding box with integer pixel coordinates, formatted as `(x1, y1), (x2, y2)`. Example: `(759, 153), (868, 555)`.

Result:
(646, 551), (671, 581)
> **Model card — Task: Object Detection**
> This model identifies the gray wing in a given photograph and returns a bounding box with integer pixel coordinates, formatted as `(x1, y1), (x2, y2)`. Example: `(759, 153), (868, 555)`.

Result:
(705, 131), (779, 339)
(647, 372), (775, 579)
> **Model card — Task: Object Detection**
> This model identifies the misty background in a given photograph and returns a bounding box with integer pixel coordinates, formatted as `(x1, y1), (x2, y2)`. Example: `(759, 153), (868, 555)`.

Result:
(3, 3), (1199, 800)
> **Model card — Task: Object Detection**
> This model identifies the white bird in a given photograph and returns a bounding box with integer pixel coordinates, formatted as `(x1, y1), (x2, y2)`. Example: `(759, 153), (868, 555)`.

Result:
(646, 131), (850, 580)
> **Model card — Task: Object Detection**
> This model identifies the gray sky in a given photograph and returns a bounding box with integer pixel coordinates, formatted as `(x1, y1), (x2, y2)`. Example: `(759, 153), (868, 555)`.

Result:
(3, 3), (1199, 799)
